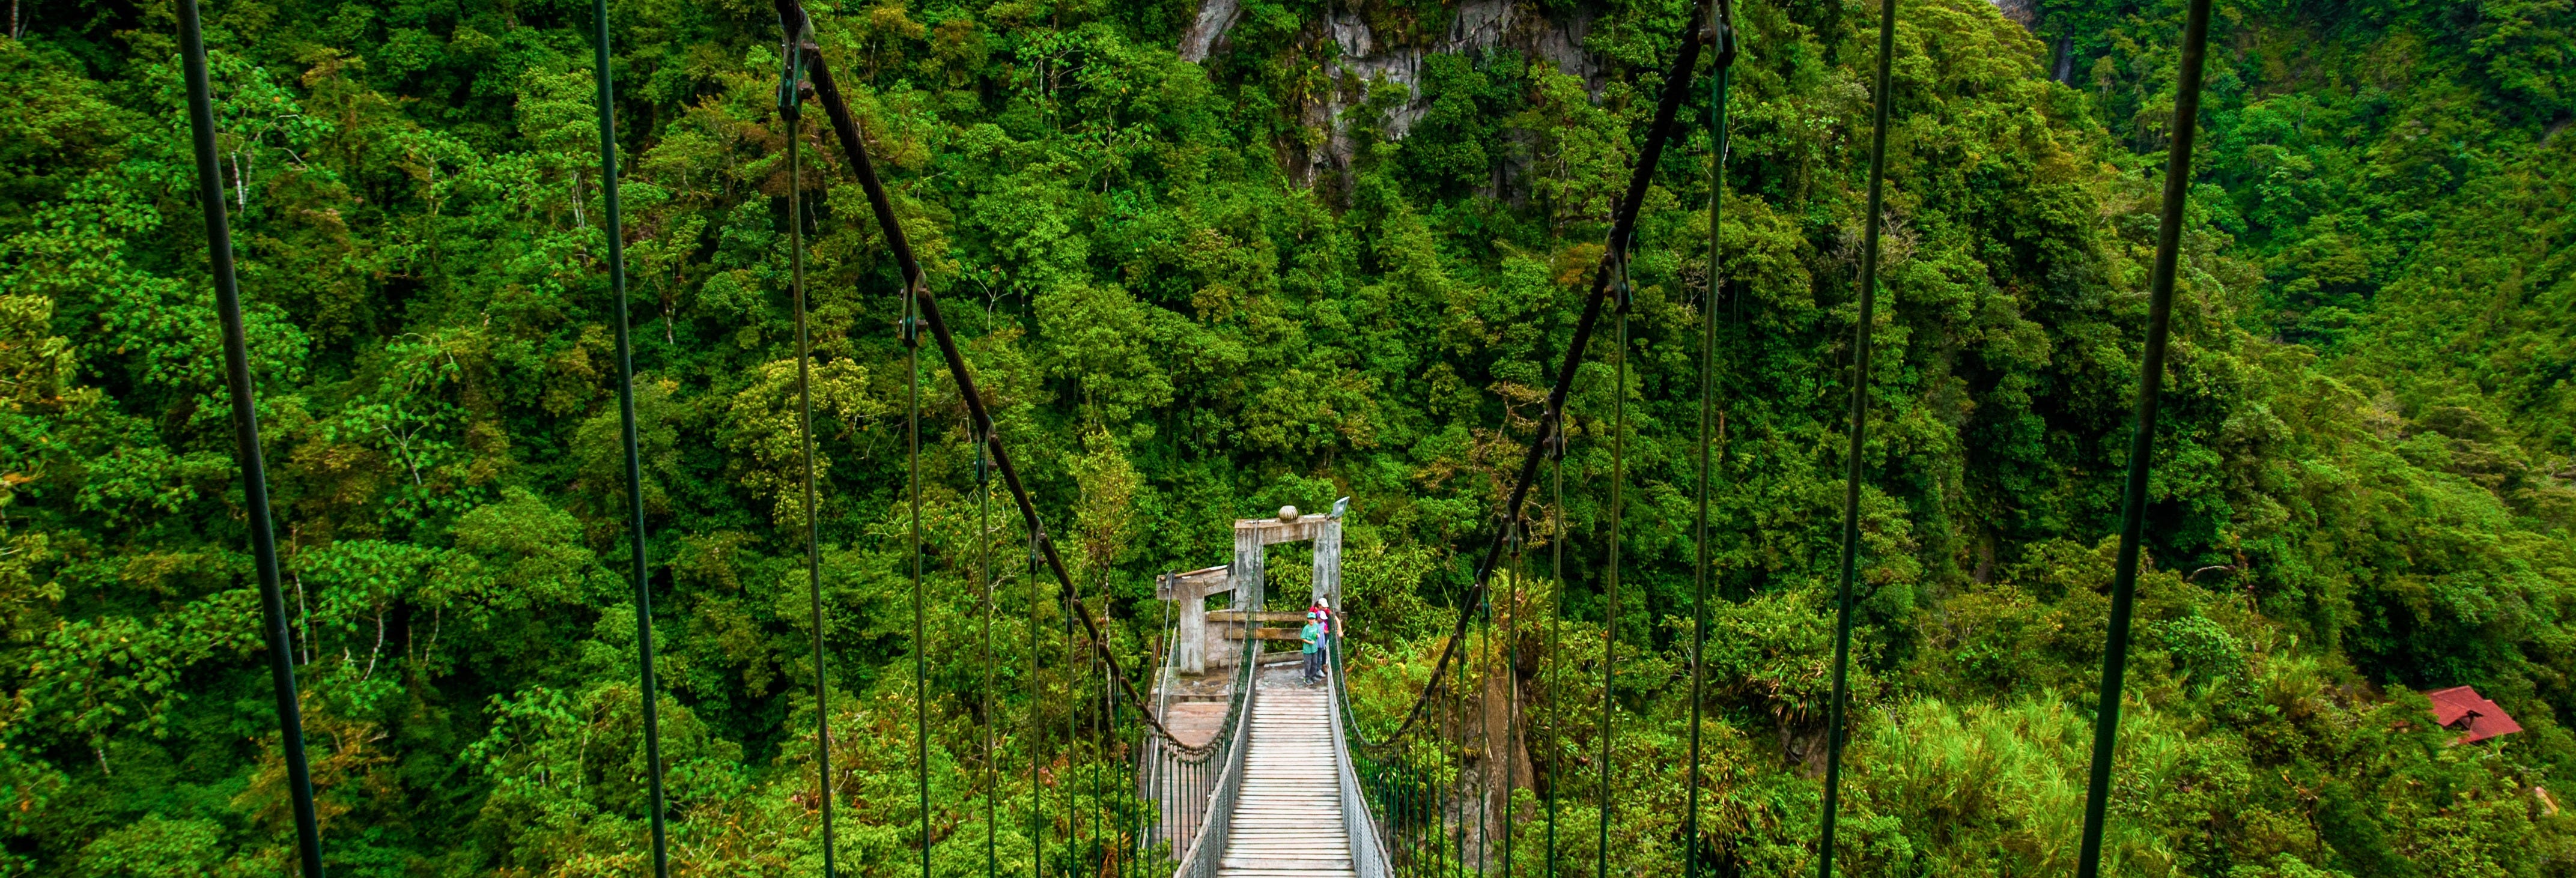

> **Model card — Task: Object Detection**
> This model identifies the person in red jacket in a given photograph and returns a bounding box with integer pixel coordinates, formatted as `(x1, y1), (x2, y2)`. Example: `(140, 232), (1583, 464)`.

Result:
(1307, 598), (1339, 641)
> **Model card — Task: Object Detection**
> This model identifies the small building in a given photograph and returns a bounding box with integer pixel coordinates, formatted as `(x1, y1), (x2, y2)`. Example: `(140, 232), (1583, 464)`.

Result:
(2425, 686), (2522, 744)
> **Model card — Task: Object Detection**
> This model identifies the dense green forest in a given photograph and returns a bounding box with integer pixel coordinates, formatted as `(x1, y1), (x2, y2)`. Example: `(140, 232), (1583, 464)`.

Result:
(1, 0), (2571, 873)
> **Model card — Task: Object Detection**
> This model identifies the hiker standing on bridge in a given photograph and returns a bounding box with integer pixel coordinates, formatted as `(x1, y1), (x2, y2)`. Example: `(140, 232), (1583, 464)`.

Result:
(1301, 608), (1328, 685)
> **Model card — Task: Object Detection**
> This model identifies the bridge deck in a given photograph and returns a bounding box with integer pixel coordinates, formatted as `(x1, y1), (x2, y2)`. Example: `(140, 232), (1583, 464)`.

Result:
(1219, 680), (1353, 878)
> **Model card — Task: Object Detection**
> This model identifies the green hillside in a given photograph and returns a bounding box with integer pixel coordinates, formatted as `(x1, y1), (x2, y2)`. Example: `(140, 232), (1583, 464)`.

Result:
(0, 0), (2569, 874)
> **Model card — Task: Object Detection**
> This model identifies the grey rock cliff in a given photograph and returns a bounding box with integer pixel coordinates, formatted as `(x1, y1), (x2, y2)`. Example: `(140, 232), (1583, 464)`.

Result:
(1180, 0), (1609, 186)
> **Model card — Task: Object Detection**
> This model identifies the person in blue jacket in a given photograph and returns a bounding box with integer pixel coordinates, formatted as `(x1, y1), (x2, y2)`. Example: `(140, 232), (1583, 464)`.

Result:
(1300, 610), (1328, 685)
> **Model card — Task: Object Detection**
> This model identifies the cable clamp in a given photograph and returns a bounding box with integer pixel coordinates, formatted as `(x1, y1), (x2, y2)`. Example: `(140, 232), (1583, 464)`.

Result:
(776, 49), (804, 117)
(899, 279), (929, 348)
(1709, 0), (1740, 65)
(776, 13), (815, 115)
(1611, 250), (1636, 312)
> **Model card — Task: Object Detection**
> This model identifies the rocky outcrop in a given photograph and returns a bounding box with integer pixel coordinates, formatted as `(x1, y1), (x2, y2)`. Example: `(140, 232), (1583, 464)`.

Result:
(1180, 0), (1608, 186)
(1178, 0), (1242, 62)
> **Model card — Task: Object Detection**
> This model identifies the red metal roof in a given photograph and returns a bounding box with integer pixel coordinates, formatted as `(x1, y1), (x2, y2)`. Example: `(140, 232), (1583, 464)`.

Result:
(2424, 686), (2523, 744)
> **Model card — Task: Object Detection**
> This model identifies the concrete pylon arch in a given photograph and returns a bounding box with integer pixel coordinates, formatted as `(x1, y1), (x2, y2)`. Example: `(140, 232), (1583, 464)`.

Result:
(1159, 500), (1346, 675)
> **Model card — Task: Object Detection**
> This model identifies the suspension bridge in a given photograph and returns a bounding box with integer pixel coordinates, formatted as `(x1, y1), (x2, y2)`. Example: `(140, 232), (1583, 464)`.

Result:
(170, 0), (2218, 874)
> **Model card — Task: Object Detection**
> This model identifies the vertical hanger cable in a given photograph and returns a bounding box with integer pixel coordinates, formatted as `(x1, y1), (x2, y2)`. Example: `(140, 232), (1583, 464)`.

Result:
(1817, 0), (1901, 870)
(178, 2), (325, 874)
(907, 264), (929, 878)
(779, 20), (838, 875)
(980, 429), (998, 878)
(1597, 251), (1632, 878)
(1686, 3), (1740, 874)
(2076, 0), (2215, 871)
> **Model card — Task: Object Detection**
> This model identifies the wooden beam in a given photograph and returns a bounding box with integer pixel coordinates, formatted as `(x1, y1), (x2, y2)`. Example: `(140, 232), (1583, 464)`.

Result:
(1209, 611), (1311, 623)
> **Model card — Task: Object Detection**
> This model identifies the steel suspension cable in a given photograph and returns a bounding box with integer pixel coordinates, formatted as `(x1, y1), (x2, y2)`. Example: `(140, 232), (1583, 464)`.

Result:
(1597, 256), (1632, 878)
(768, 0), (1189, 744)
(1356, 2), (1710, 748)
(2076, 0), (2214, 871)
(1686, 4), (1740, 875)
(1816, 0), (1900, 871)
(764, 4), (1701, 864)
(777, 22), (839, 876)
(589, 4), (670, 872)
(177, 4), (324, 875)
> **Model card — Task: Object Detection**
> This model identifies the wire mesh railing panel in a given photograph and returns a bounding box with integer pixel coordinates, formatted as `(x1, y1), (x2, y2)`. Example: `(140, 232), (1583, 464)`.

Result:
(1142, 572), (1264, 878)
(1331, 643), (1393, 878)
(1166, 641), (1259, 878)
(1336, 636), (1451, 878)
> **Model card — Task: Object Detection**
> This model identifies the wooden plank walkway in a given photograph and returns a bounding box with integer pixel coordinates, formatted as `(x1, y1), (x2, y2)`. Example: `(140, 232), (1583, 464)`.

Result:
(1218, 684), (1353, 878)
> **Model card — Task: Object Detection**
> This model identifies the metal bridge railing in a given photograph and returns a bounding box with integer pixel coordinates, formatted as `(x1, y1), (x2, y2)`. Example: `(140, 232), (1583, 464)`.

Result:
(1332, 636), (1427, 878)
(1155, 639), (1258, 878)
(1335, 630), (1486, 878)
(1143, 570), (1265, 878)
(1329, 637), (1393, 878)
